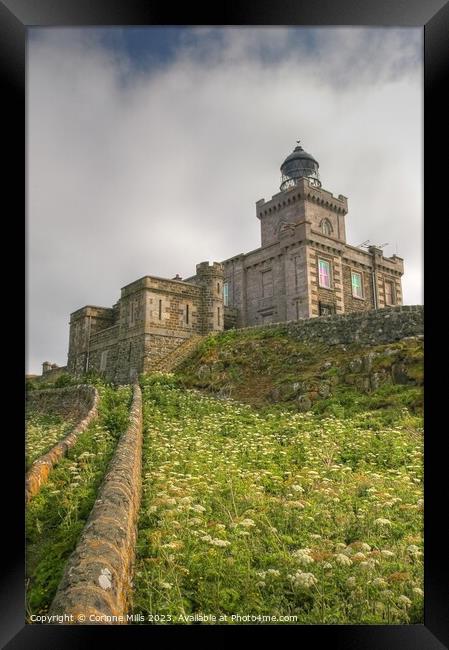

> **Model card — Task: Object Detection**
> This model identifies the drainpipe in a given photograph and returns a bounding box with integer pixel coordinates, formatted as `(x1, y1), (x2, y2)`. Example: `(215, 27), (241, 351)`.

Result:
(371, 269), (378, 309)
(368, 246), (380, 309)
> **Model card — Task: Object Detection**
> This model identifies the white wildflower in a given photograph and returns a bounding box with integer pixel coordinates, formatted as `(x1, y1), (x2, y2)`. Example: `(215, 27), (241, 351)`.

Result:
(292, 548), (314, 566)
(291, 571), (318, 589)
(371, 578), (388, 588)
(374, 518), (392, 527)
(352, 552), (366, 561)
(239, 518), (256, 528)
(210, 538), (231, 547)
(407, 544), (421, 557)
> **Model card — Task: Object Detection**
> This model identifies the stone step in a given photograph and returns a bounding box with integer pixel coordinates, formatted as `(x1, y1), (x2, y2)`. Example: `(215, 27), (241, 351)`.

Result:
(155, 334), (204, 373)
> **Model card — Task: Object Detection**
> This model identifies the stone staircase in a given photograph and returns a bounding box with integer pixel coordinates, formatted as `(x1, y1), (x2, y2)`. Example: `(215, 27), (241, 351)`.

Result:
(155, 334), (204, 373)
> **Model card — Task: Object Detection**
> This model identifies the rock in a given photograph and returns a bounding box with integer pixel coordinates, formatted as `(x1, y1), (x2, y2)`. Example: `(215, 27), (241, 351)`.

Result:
(297, 394), (312, 411)
(370, 372), (382, 390)
(349, 358), (363, 373)
(268, 387), (281, 402)
(362, 353), (375, 373)
(391, 363), (413, 385)
(318, 383), (330, 398)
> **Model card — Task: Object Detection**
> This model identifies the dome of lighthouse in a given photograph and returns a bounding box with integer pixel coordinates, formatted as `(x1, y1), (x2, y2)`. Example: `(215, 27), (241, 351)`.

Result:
(280, 141), (321, 191)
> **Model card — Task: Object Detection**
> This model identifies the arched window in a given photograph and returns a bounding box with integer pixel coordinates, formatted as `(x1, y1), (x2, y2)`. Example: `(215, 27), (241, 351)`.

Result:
(321, 218), (333, 237)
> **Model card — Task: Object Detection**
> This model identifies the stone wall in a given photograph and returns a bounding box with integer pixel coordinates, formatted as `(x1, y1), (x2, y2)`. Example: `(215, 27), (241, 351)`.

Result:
(342, 263), (375, 313)
(26, 385), (97, 420)
(49, 383), (143, 624)
(234, 305), (423, 347)
(26, 385), (99, 501)
(33, 365), (68, 384)
(88, 324), (120, 382)
(224, 306), (238, 330)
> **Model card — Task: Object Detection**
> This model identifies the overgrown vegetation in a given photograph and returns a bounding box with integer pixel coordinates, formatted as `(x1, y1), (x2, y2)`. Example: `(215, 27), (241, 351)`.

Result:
(25, 383), (132, 618)
(25, 413), (74, 470)
(176, 329), (423, 412)
(25, 328), (423, 625)
(132, 372), (423, 624)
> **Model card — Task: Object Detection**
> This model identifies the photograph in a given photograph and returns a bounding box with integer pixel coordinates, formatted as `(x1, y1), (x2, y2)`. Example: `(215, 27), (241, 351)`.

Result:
(24, 25), (426, 628)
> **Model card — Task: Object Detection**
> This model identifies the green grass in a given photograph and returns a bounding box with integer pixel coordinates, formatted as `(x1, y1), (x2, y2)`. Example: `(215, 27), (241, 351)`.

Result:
(25, 413), (74, 470)
(25, 383), (132, 618)
(176, 330), (423, 411)
(131, 374), (423, 624)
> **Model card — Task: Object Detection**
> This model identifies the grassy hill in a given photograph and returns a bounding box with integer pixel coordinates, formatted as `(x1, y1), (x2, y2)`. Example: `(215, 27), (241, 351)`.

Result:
(175, 327), (423, 416)
(130, 330), (423, 624)
(26, 327), (424, 624)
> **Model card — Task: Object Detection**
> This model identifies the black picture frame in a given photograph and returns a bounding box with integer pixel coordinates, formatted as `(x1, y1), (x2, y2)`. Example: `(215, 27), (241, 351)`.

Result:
(3, 0), (447, 647)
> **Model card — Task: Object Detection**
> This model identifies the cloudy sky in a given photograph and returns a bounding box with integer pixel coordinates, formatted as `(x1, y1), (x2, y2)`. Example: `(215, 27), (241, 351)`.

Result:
(27, 26), (423, 374)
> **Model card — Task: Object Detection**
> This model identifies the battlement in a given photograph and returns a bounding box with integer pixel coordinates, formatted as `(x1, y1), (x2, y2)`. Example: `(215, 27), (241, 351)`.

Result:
(196, 261), (224, 275)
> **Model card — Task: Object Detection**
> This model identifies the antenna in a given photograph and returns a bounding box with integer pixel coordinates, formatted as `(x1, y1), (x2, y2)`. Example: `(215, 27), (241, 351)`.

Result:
(358, 239), (371, 248)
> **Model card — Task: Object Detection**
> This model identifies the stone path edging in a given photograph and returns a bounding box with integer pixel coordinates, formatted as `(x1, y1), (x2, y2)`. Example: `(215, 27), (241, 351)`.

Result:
(48, 383), (143, 625)
(26, 385), (100, 503)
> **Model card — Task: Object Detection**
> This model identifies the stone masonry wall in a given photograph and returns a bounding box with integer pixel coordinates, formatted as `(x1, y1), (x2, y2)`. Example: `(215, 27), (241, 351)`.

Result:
(235, 305), (423, 347)
(88, 324), (120, 382)
(342, 263), (375, 313)
(26, 385), (97, 420)
(49, 383), (143, 624)
(26, 385), (99, 502)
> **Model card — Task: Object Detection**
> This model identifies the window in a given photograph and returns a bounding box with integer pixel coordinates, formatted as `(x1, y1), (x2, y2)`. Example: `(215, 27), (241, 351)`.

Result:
(319, 302), (336, 316)
(351, 271), (364, 298)
(321, 219), (333, 236)
(318, 259), (331, 288)
(217, 282), (220, 294)
(158, 299), (162, 320)
(186, 304), (189, 324)
(100, 350), (108, 372)
(262, 270), (273, 297)
(384, 280), (395, 305)
(223, 282), (229, 307)
(217, 307), (220, 326)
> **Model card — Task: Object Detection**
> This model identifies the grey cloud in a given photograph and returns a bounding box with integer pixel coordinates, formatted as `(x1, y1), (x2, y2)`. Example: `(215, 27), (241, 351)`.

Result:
(27, 27), (423, 374)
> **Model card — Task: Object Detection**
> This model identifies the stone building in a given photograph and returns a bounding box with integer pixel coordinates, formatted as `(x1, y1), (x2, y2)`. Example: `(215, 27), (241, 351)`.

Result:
(67, 262), (224, 383)
(222, 142), (403, 327)
(59, 142), (404, 383)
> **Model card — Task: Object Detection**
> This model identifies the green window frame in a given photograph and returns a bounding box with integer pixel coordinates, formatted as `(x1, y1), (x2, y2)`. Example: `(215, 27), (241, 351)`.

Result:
(318, 259), (331, 288)
(223, 282), (229, 307)
(351, 271), (363, 298)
